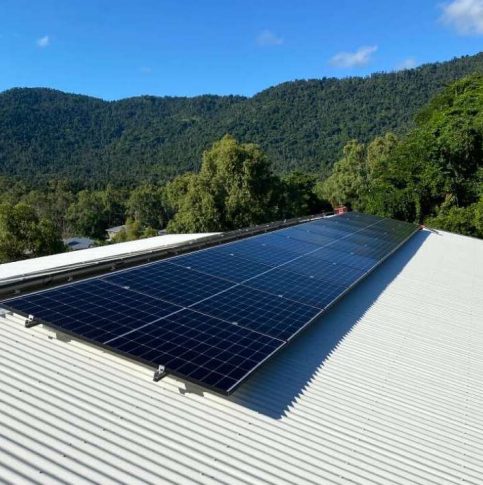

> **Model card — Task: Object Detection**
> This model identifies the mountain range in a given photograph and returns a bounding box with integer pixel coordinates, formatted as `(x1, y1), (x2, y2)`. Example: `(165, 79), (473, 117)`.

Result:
(0, 51), (482, 188)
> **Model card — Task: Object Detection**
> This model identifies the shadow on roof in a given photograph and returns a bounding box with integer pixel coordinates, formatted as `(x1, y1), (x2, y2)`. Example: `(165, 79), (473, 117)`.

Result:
(224, 229), (430, 420)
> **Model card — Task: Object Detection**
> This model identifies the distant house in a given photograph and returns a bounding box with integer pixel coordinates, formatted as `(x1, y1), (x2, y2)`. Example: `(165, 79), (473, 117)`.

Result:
(106, 225), (126, 241)
(63, 237), (95, 251)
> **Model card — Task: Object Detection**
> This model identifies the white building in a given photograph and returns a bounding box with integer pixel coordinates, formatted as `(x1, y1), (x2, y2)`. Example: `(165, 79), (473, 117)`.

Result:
(0, 228), (482, 484)
(105, 225), (127, 241)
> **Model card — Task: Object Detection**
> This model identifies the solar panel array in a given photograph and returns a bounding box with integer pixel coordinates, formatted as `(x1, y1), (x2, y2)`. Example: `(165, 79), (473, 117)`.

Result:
(2, 212), (418, 394)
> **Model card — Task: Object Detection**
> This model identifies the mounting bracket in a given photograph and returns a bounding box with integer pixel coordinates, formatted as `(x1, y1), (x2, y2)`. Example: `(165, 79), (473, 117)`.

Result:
(25, 315), (40, 328)
(153, 365), (167, 382)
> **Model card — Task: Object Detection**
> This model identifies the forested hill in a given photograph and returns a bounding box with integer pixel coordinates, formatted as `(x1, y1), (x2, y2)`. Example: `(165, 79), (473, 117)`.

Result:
(1, 52), (482, 188)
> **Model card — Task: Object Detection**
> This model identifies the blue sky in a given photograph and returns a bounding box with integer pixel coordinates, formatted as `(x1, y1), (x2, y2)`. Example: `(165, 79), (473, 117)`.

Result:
(1, 0), (482, 100)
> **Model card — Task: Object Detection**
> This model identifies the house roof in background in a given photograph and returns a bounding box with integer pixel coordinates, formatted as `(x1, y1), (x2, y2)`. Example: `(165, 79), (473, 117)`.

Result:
(0, 228), (482, 483)
(63, 237), (95, 249)
(106, 225), (126, 233)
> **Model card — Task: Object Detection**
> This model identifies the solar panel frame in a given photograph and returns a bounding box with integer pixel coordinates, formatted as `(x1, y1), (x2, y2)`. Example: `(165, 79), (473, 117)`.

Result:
(2, 213), (419, 394)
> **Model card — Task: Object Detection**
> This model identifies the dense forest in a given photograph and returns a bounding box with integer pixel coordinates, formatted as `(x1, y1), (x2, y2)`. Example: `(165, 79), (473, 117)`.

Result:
(0, 52), (482, 188)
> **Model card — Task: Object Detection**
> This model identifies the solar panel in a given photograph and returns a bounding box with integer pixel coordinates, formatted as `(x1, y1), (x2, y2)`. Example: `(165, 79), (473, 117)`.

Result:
(2, 212), (418, 394)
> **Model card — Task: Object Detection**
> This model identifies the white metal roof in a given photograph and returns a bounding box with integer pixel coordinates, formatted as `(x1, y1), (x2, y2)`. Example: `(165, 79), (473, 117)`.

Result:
(0, 228), (482, 484)
(0, 233), (218, 285)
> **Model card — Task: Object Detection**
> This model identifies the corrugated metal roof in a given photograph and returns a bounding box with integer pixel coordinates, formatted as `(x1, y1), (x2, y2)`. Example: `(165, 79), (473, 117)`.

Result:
(0, 228), (482, 484)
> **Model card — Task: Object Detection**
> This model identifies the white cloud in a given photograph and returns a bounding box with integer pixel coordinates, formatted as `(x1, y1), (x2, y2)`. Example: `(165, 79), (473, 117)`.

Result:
(256, 30), (283, 46)
(36, 35), (50, 48)
(441, 0), (483, 35)
(329, 45), (378, 68)
(396, 57), (418, 70)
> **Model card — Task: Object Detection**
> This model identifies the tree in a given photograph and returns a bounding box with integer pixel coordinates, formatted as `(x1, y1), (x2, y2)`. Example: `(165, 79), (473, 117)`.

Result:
(279, 171), (330, 218)
(1, 53), (482, 188)
(66, 190), (109, 239)
(101, 184), (126, 228)
(111, 219), (142, 243)
(316, 140), (368, 210)
(111, 219), (159, 243)
(22, 180), (75, 236)
(167, 135), (280, 233)
(389, 74), (483, 221)
(0, 203), (64, 262)
(424, 201), (481, 237)
(65, 187), (126, 239)
(126, 184), (165, 229)
(319, 74), (483, 232)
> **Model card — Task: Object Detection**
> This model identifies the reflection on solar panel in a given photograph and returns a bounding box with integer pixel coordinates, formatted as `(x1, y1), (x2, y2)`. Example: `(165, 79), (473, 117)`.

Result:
(2, 212), (418, 394)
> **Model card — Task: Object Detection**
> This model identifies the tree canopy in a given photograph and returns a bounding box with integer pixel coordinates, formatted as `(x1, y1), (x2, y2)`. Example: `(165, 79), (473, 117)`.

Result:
(166, 135), (280, 232)
(0, 203), (64, 263)
(320, 74), (483, 236)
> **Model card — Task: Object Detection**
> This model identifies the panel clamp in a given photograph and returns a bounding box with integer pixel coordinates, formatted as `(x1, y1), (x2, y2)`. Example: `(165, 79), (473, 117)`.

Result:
(153, 365), (167, 382)
(25, 315), (40, 328)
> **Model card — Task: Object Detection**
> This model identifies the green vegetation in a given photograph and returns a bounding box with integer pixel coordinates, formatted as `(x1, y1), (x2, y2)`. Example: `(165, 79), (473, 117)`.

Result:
(319, 74), (483, 237)
(164, 135), (333, 234)
(126, 185), (166, 230)
(0, 203), (64, 263)
(166, 135), (280, 232)
(0, 53), (481, 187)
(111, 219), (159, 243)
(66, 186), (125, 239)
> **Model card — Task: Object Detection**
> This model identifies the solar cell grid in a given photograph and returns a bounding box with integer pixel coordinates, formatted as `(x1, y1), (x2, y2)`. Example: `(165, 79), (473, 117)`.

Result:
(106, 309), (283, 392)
(283, 256), (365, 287)
(280, 227), (334, 246)
(169, 249), (273, 283)
(217, 239), (300, 267)
(6, 280), (182, 343)
(191, 285), (321, 341)
(258, 233), (321, 254)
(297, 222), (352, 238)
(241, 268), (346, 309)
(305, 246), (377, 271)
(2, 212), (419, 394)
(332, 216), (378, 228)
(102, 262), (233, 307)
(343, 231), (390, 247)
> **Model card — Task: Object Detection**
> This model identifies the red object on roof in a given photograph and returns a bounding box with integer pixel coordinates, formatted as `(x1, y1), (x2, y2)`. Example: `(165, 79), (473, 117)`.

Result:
(335, 206), (348, 215)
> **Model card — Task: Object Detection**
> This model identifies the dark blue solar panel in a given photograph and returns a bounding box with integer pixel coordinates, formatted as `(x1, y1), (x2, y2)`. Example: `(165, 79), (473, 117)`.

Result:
(2, 212), (418, 394)
(217, 239), (300, 267)
(297, 222), (353, 239)
(308, 246), (377, 271)
(241, 268), (346, 309)
(102, 262), (233, 307)
(103, 309), (283, 393)
(5, 280), (182, 343)
(280, 227), (334, 246)
(283, 256), (365, 287)
(191, 285), (320, 341)
(257, 233), (321, 254)
(169, 249), (272, 283)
